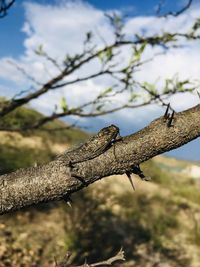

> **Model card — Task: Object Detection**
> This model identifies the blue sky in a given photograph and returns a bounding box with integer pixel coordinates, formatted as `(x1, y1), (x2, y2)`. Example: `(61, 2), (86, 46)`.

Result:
(0, 0), (200, 161)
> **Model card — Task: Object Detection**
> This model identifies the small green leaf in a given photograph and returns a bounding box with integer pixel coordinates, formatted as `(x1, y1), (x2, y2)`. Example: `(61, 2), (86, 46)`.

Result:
(98, 48), (113, 64)
(100, 87), (113, 98)
(193, 18), (200, 31)
(128, 43), (147, 67)
(98, 51), (104, 63)
(96, 104), (104, 111)
(129, 93), (138, 102)
(143, 82), (157, 95)
(134, 42), (147, 62)
(105, 47), (113, 61)
(34, 44), (44, 56)
(60, 97), (68, 112)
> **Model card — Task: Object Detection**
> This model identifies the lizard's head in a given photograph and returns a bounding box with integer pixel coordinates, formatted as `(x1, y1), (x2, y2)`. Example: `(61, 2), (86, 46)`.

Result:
(98, 124), (119, 140)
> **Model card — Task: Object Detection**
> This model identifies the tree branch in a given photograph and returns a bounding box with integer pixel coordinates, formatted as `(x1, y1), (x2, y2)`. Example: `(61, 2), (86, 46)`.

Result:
(1, 29), (200, 119)
(0, 0), (15, 18)
(56, 248), (125, 267)
(88, 248), (125, 267)
(0, 84), (196, 132)
(0, 104), (200, 215)
(157, 0), (193, 17)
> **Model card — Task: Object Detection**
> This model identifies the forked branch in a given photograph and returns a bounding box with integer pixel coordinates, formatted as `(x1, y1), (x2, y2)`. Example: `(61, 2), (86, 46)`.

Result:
(56, 248), (125, 267)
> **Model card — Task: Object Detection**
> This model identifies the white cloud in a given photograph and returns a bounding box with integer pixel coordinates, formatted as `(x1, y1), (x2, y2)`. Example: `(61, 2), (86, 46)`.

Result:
(0, 58), (27, 84)
(22, 1), (115, 59)
(31, 78), (104, 115)
(0, 0), (200, 125)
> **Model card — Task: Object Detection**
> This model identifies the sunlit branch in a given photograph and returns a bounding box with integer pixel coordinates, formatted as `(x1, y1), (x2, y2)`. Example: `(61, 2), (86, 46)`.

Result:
(51, 70), (111, 89)
(0, 0), (15, 18)
(56, 248), (125, 267)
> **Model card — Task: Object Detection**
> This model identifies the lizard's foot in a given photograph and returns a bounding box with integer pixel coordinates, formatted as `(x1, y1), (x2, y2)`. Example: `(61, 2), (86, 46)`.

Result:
(69, 162), (89, 187)
(72, 174), (89, 187)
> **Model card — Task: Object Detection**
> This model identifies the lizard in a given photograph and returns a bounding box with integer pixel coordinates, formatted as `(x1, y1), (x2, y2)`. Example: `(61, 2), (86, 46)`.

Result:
(56, 124), (120, 205)
(57, 124), (149, 201)
(56, 124), (120, 165)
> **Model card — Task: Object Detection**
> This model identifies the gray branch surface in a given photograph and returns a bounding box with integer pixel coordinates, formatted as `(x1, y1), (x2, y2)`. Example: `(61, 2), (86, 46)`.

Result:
(56, 248), (125, 267)
(0, 104), (200, 215)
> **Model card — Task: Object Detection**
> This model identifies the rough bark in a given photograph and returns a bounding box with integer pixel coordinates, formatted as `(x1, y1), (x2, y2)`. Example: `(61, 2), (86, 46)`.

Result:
(0, 104), (200, 215)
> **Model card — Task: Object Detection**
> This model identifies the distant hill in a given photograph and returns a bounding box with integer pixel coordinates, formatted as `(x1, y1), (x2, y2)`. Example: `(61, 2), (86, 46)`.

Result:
(0, 103), (89, 174)
(153, 155), (200, 179)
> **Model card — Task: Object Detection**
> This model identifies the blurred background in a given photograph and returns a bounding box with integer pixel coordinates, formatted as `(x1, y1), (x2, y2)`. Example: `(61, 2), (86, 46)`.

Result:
(0, 0), (200, 266)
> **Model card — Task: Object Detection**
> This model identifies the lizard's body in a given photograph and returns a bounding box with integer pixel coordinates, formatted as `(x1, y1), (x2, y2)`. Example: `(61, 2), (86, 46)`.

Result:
(58, 124), (119, 204)
(57, 124), (119, 165)
(57, 124), (148, 196)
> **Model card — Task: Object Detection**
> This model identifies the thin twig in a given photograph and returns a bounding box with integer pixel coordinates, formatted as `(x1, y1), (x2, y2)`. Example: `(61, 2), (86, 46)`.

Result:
(0, 0), (15, 18)
(7, 60), (42, 86)
(1, 31), (200, 118)
(157, 0), (193, 17)
(56, 249), (125, 267)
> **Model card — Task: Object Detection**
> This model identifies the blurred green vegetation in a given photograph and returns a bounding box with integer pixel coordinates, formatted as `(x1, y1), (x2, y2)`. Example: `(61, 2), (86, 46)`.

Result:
(0, 97), (88, 144)
(142, 160), (200, 206)
(0, 98), (88, 174)
(0, 143), (53, 175)
(142, 160), (173, 186)
(172, 182), (200, 205)
(62, 182), (190, 267)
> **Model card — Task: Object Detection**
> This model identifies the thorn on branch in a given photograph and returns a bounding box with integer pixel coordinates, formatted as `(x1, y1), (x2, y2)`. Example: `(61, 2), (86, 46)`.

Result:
(63, 195), (73, 208)
(125, 165), (151, 191)
(163, 103), (175, 127)
(163, 103), (170, 119)
(197, 90), (200, 99)
(167, 110), (175, 127)
(125, 171), (135, 191)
